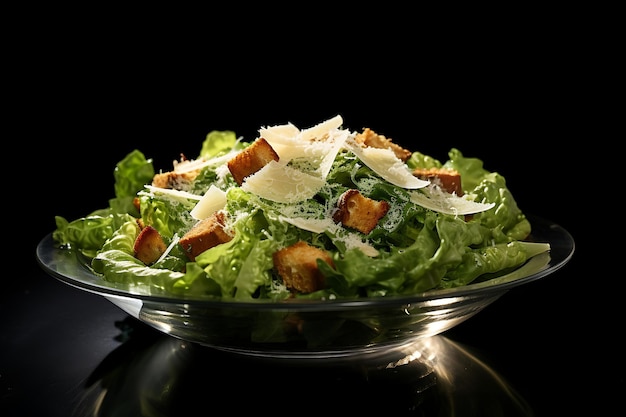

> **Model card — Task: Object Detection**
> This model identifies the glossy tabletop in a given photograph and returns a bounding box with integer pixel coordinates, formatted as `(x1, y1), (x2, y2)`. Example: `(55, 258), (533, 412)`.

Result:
(2, 241), (620, 417)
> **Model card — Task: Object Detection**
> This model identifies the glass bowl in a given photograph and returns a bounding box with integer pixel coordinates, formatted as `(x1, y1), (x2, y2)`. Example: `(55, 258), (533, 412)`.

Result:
(36, 215), (574, 359)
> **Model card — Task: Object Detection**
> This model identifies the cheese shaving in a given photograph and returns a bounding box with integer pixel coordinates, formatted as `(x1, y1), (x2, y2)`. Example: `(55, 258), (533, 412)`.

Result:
(144, 185), (202, 200)
(174, 150), (241, 173)
(190, 185), (227, 220)
(156, 233), (180, 264)
(278, 216), (336, 234)
(241, 116), (351, 203)
(241, 161), (326, 203)
(409, 187), (496, 215)
(261, 116), (348, 179)
(346, 140), (430, 189)
(298, 114), (343, 141)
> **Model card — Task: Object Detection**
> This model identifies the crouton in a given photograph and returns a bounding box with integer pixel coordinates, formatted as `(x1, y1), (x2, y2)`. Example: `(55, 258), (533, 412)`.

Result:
(413, 167), (463, 196)
(273, 241), (334, 293)
(333, 189), (390, 234)
(179, 211), (233, 261)
(354, 128), (412, 162)
(133, 225), (167, 265)
(227, 138), (279, 185)
(133, 196), (141, 212)
(152, 170), (200, 191)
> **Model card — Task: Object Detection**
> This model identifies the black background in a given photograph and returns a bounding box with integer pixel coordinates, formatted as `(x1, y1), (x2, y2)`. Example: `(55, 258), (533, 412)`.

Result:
(6, 14), (620, 416)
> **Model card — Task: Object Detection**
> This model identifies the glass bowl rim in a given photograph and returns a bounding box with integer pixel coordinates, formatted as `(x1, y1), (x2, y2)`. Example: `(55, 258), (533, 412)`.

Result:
(36, 214), (575, 312)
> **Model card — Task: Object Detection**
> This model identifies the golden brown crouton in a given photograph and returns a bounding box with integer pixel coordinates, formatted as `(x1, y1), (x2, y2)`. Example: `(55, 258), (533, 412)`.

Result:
(413, 167), (463, 196)
(152, 170), (200, 190)
(273, 241), (334, 294)
(179, 211), (233, 261)
(227, 138), (279, 185)
(354, 128), (412, 162)
(333, 189), (390, 234)
(133, 196), (141, 212)
(133, 225), (167, 265)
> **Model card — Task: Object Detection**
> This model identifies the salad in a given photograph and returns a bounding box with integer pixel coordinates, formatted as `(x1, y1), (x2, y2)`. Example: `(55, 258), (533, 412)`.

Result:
(52, 115), (550, 302)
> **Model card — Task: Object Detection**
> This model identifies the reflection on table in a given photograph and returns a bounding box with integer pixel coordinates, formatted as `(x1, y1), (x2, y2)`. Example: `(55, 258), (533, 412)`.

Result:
(73, 317), (534, 417)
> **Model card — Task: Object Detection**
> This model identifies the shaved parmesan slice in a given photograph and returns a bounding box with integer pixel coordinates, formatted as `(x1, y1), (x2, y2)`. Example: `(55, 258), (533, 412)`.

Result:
(278, 129), (349, 178)
(317, 129), (349, 178)
(190, 185), (227, 220)
(241, 160), (325, 203)
(174, 149), (241, 173)
(299, 115), (343, 141)
(144, 185), (202, 200)
(258, 122), (300, 144)
(269, 142), (306, 163)
(346, 241), (379, 257)
(347, 142), (430, 189)
(258, 126), (307, 162)
(173, 157), (209, 173)
(259, 115), (343, 145)
(156, 234), (180, 264)
(334, 232), (379, 257)
(278, 216), (336, 233)
(278, 214), (380, 256)
(409, 188), (496, 215)
(261, 116), (348, 178)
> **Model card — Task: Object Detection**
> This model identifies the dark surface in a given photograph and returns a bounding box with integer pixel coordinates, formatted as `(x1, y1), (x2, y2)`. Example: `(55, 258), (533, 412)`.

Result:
(6, 214), (615, 417)
(6, 50), (619, 416)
